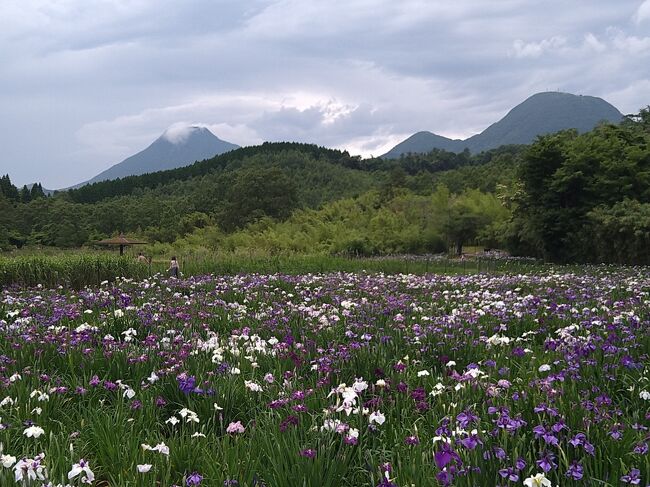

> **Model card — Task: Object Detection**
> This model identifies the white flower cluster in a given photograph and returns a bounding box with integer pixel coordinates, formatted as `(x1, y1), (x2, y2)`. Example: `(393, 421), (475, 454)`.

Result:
(327, 378), (369, 416)
(0, 452), (91, 485)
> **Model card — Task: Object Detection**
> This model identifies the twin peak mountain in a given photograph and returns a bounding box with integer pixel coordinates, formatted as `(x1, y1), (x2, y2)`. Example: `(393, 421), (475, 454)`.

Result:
(382, 91), (622, 158)
(82, 92), (623, 186)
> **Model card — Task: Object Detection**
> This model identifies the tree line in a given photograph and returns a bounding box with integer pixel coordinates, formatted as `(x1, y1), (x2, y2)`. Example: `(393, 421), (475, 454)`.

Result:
(507, 108), (650, 263)
(2, 108), (650, 264)
(0, 144), (519, 251)
(0, 176), (46, 203)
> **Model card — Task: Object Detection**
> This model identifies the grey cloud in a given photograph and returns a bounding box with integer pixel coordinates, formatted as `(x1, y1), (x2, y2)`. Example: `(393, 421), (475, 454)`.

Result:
(635, 0), (650, 23)
(1, 0), (649, 187)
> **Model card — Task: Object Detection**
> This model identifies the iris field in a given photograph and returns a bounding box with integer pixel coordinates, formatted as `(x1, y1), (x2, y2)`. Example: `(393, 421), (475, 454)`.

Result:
(0, 268), (648, 486)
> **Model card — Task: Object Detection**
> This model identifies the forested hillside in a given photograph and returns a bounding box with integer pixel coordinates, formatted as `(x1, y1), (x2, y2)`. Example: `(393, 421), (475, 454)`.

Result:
(1, 145), (375, 247)
(0, 143), (521, 250)
(179, 108), (650, 262)
(192, 186), (509, 256)
(64, 143), (361, 204)
(2, 108), (649, 264)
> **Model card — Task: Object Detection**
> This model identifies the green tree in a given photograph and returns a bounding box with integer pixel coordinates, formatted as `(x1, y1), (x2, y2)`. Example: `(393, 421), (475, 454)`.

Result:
(444, 189), (508, 255)
(586, 199), (650, 264)
(19, 185), (31, 203)
(218, 166), (299, 231)
(512, 107), (650, 262)
(0, 194), (15, 249)
(0, 175), (19, 201)
(30, 183), (46, 200)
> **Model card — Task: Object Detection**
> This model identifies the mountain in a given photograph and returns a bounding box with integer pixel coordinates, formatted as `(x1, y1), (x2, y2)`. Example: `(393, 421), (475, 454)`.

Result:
(382, 131), (462, 159)
(381, 92), (624, 158)
(79, 125), (239, 186)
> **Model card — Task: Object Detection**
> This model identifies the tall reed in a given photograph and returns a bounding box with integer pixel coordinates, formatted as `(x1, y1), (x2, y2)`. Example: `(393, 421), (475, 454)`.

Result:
(0, 255), (149, 288)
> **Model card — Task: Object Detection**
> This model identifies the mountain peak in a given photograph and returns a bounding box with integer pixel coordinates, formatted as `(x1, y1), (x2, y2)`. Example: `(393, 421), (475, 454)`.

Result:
(161, 123), (211, 145)
(72, 124), (239, 187)
(382, 91), (623, 158)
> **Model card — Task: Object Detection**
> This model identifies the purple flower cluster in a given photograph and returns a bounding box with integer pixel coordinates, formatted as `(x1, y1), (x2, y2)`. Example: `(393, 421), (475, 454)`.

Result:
(0, 269), (648, 485)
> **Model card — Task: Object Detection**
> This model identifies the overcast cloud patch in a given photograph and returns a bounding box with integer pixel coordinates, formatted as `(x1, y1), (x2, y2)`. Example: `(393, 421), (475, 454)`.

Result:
(0, 0), (648, 187)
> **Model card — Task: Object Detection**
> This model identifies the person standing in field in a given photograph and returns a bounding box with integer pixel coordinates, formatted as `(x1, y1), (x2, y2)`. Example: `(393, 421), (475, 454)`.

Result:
(136, 252), (148, 263)
(168, 256), (180, 278)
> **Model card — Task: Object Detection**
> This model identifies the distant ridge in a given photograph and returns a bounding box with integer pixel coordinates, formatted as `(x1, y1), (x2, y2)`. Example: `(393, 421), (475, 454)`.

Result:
(75, 125), (239, 187)
(26, 183), (54, 196)
(384, 131), (463, 157)
(381, 92), (624, 158)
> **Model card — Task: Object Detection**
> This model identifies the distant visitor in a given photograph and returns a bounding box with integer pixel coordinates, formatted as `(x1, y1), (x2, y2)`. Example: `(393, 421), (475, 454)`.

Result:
(168, 256), (180, 278)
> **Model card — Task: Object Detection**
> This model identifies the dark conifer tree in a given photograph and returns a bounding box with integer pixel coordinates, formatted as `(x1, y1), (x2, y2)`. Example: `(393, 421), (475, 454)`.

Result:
(30, 183), (46, 200)
(0, 175), (19, 202)
(20, 185), (31, 203)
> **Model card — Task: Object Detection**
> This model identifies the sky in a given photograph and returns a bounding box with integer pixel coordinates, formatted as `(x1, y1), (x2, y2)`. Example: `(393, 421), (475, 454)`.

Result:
(1, 0), (649, 188)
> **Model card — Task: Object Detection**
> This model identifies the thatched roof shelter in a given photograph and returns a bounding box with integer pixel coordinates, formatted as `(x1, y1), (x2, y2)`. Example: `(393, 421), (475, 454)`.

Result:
(96, 234), (147, 255)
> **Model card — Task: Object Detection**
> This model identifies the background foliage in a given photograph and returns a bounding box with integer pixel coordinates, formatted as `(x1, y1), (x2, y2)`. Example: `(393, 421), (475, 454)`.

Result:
(2, 108), (650, 264)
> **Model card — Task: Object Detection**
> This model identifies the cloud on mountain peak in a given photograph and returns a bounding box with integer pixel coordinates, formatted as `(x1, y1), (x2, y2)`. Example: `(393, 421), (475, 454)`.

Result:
(162, 123), (206, 144)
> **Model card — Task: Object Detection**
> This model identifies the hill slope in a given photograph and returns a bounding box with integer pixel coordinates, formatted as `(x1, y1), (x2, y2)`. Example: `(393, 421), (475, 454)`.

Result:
(80, 126), (239, 186)
(382, 92), (623, 158)
(381, 131), (462, 159)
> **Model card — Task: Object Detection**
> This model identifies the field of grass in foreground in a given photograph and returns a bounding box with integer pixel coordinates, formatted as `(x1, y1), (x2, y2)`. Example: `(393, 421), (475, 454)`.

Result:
(0, 251), (542, 288)
(0, 268), (649, 486)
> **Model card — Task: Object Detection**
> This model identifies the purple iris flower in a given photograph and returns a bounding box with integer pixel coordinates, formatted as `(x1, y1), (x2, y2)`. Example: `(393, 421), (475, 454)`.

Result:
(376, 479), (398, 487)
(434, 449), (454, 470)
(404, 435), (419, 445)
(456, 409), (478, 429)
(460, 433), (480, 450)
(565, 461), (583, 480)
(434, 443), (461, 470)
(186, 472), (203, 486)
(536, 451), (557, 472)
(493, 447), (507, 460)
(620, 468), (641, 485)
(177, 374), (202, 394)
(299, 448), (316, 458)
(498, 467), (519, 482)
